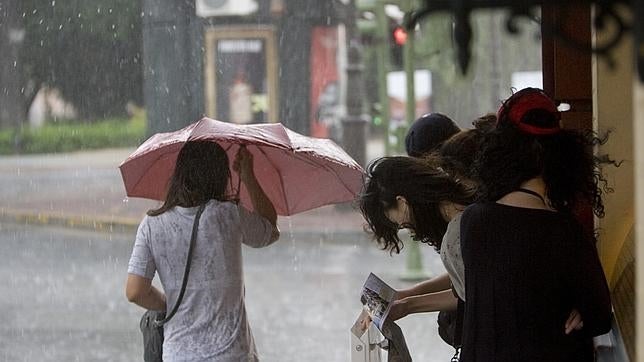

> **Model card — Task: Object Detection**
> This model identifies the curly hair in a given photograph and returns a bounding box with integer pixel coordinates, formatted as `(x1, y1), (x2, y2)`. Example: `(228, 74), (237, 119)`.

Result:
(473, 123), (608, 218)
(358, 156), (475, 254)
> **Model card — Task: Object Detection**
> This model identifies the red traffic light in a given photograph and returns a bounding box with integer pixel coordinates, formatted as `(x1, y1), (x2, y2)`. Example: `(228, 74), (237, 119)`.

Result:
(393, 26), (407, 45)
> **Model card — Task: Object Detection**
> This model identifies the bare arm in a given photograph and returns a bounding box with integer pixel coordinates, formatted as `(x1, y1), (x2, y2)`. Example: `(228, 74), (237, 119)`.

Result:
(126, 274), (166, 311)
(396, 273), (452, 300)
(387, 289), (458, 322)
(234, 146), (279, 240)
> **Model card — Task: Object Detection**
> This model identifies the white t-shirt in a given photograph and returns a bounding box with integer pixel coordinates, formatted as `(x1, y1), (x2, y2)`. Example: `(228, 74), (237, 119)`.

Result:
(440, 212), (465, 301)
(128, 200), (276, 361)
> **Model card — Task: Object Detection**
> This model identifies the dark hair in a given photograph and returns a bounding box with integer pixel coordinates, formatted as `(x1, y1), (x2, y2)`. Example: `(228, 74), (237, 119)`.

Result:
(358, 156), (475, 254)
(471, 113), (497, 131)
(474, 123), (607, 217)
(148, 141), (231, 216)
(437, 127), (487, 184)
(405, 113), (460, 157)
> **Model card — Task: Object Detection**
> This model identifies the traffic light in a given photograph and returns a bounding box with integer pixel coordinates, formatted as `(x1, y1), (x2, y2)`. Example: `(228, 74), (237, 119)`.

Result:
(393, 26), (407, 45)
(390, 22), (405, 69)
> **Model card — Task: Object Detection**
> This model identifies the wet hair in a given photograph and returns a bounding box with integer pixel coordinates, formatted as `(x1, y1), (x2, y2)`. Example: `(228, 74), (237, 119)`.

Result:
(437, 127), (487, 184)
(473, 122), (607, 218)
(471, 113), (497, 132)
(358, 156), (475, 254)
(148, 141), (231, 216)
(473, 88), (608, 217)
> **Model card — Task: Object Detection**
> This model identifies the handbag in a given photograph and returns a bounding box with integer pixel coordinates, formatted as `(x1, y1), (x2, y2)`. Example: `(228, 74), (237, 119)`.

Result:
(437, 285), (464, 361)
(139, 203), (205, 362)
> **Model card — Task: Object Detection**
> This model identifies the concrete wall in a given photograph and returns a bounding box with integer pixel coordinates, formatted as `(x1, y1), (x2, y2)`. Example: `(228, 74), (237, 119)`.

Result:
(635, 78), (644, 362)
(592, 7), (637, 359)
(592, 12), (634, 282)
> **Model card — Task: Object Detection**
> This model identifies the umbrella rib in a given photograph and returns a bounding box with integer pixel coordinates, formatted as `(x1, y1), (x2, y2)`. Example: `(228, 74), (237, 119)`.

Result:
(288, 151), (360, 197)
(255, 146), (290, 215)
(128, 148), (175, 199)
(321, 162), (358, 199)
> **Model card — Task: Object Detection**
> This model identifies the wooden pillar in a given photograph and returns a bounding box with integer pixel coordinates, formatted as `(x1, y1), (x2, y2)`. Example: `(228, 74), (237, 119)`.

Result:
(541, 3), (593, 233)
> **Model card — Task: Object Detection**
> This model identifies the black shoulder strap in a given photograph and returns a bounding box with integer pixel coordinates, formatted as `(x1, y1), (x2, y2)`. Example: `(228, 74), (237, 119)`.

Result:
(156, 203), (206, 326)
(515, 187), (546, 205)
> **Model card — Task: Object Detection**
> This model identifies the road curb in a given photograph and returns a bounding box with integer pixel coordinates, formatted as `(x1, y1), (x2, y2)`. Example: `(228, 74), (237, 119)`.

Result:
(0, 209), (140, 233)
(0, 208), (371, 242)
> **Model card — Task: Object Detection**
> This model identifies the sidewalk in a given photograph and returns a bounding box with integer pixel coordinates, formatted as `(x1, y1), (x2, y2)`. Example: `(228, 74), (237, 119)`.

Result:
(0, 144), (383, 239)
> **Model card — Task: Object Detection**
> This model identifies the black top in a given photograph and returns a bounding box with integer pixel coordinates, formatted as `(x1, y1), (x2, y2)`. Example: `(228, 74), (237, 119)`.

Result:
(459, 203), (612, 362)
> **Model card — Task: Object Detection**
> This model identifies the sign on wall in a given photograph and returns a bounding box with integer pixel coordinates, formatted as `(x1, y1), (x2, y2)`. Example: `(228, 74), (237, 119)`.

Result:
(204, 27), (278, 123)
(196, 0), (258, 18)
(310, 26), (341, 140)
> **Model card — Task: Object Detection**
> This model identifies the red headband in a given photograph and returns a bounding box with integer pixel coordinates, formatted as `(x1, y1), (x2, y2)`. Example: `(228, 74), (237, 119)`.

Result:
(497, 88), (561, 135)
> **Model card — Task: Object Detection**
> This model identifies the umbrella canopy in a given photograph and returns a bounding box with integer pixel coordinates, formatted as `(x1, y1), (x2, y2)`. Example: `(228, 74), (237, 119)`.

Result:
(119, 117), (364, 216)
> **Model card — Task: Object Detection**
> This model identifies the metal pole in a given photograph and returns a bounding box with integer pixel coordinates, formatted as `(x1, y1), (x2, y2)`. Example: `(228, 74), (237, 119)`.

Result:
(342, 0), (369, 167)
(399, 5), (428, 281)
(375, 1), (391, 156)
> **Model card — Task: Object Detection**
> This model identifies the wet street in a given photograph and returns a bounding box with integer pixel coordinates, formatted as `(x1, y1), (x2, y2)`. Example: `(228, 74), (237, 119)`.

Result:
(0, 222), (453, 361)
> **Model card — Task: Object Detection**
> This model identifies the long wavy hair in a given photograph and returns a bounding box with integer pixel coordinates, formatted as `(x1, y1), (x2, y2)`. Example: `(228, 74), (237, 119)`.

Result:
(358, 156), (475, 254)
(148, 141), (231, 216)
(474, 121), (608, 218)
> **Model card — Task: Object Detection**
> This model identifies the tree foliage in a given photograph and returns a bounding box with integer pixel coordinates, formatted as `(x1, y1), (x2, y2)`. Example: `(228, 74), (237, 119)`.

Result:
(20, 0), (143, 120)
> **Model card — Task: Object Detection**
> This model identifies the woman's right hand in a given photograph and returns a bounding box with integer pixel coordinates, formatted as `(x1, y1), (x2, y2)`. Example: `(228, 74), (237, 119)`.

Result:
(564, 308), (584, 334)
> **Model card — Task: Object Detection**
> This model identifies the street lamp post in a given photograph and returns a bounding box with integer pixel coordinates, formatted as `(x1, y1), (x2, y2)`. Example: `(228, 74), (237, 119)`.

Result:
(342, 0), (370, 168)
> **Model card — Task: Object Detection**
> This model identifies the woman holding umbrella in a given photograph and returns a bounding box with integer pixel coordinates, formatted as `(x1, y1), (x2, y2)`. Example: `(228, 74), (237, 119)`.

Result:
(125, 141), (279, 361)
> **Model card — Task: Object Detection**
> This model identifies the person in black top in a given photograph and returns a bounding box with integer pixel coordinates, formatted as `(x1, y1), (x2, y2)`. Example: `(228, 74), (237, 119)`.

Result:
(460, 88), (612, 361)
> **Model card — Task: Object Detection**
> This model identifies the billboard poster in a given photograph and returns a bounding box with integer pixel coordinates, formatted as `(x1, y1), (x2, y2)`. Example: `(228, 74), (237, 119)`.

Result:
(204, 28), (278, 124)
(310, 26), (341, 140)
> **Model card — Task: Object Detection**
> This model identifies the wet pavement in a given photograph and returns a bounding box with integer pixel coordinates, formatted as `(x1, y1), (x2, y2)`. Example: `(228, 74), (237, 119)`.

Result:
(0, 222), (453, 361)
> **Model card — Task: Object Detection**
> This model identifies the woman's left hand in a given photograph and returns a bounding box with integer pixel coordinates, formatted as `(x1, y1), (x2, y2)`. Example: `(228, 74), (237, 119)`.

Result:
(386, 298), (409, 323)
(564, 308), (584, 334)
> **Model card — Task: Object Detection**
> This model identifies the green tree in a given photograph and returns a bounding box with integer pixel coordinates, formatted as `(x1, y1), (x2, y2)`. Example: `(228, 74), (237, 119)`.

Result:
(20, 0), (143, 121)
(0, 0), (26, 128)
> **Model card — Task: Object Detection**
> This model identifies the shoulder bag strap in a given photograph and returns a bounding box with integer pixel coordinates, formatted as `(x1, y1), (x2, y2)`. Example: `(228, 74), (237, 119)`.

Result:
(451, 297), (465, 361)
(156, 203), (206, 326)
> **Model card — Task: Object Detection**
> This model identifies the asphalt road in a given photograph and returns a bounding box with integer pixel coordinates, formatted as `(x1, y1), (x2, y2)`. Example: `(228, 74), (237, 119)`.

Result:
(0, 222), (453, 361)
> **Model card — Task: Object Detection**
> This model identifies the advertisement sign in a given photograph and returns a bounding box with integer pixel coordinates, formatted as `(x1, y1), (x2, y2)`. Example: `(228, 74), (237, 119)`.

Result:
(204, 28), (278, 123)
(310, 27), (341, 140)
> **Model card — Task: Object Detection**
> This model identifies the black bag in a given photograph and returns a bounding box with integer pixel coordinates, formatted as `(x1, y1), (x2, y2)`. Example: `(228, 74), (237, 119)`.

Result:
(437, 309), (459, 347)
(437, 286), (464, 361)
(140, 310), (165, 361)
(139, 204), (205, 362)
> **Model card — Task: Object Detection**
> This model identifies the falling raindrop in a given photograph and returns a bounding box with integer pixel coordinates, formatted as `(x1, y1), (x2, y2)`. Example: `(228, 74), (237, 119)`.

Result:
(122, 197), (129, 204)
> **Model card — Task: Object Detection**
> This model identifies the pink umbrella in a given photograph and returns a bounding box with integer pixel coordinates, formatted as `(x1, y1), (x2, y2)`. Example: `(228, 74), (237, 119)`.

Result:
(119, 117), (364, 216)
